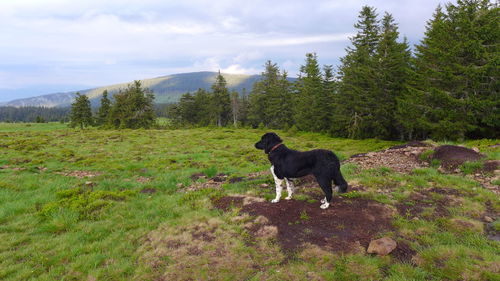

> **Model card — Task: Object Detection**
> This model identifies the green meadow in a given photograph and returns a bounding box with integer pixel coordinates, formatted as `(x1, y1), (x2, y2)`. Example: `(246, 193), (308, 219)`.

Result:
(0, 123), (498, 280)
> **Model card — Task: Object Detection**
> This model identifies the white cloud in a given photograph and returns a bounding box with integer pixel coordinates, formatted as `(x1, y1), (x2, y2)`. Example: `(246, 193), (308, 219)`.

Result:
(0, 0), (446, 101)
(252, 33), (353, 47)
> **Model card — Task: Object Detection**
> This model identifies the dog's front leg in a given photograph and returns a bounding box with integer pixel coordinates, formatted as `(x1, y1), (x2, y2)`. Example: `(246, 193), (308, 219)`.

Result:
(270, 166), (283, 203)
(285, 178), (294, 200)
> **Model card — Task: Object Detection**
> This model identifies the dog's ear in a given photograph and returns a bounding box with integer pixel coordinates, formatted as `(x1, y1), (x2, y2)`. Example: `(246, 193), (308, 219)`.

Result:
(264, 132), (282, 153)
(269, 132), (282, 144)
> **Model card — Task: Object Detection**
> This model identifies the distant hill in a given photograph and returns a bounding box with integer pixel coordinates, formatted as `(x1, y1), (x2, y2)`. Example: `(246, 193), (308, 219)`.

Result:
(1, 72), (287, 108)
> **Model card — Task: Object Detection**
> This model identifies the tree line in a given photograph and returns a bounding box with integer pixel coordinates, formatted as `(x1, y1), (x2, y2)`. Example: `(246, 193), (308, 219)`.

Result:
(170, 0), (498, 140)
(0, 106), (70, 123)
(69, 80), (156, 129)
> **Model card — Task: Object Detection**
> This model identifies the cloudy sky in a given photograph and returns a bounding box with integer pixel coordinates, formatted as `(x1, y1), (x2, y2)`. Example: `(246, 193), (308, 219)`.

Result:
(0, 0), (446, 102)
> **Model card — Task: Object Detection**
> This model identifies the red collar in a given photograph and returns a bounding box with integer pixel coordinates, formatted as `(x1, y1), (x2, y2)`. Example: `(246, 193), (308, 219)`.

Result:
(269, 143), (283, 153)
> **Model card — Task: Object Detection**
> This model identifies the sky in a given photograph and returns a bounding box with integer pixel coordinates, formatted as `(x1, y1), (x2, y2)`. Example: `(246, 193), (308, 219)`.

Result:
(0, 0), (446, 102)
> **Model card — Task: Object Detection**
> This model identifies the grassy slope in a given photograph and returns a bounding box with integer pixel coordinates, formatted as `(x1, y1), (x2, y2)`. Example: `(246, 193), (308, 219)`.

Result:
(0, 123), (498, 280)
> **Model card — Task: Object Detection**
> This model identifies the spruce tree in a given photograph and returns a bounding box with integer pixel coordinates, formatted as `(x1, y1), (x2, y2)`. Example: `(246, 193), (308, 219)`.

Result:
(333, 6), (380, 138)
(69, 92), (93, 129)
(374, 12), (411, 139)
(400, 0), (498, 140)
(248, 61), (292, 128)
(108, 81), (155, 129)
(96, 90), (111, 126)
(293, 53), (323, 131)
(210, 72), (231, 127)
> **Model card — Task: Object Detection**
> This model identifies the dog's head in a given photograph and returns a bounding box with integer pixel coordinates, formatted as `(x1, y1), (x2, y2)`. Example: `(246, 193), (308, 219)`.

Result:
(255, 132), (283, 154)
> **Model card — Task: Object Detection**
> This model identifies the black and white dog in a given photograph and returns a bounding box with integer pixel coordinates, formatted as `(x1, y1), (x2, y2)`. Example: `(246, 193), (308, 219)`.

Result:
(255, 132), (348, 209)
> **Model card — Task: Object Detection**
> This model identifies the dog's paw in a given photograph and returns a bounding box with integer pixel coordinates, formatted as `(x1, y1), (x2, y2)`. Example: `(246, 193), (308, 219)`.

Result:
(320, 202), (330, 209)
(320, 197), (326, 204)
(271, 198), (280, 203)
(285, 195), (292, 200)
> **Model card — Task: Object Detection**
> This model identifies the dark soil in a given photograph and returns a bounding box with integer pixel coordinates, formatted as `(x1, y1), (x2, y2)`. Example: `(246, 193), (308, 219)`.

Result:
(211, 173), (228, 182)
(190, 172), (205, 181)
(215, 196), (395, 254)
(483, 160), (499, 173)
(388, 141), (432, 150)
(212, 196), (244, 212)
(229, 177), (245, 183)
(140, 188), (157, 194)
(432, 145), (484, 169)
(391, 240), (417, 264)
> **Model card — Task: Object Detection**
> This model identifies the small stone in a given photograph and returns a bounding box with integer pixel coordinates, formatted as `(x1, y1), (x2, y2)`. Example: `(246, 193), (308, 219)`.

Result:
(85, 181), (94, 186)
(176, 183), (184, 188)
(259, 183), (269, 188)
(472, 147), (480, 153)
(484, 216), (494, 223)
(367, 237), (397, 256)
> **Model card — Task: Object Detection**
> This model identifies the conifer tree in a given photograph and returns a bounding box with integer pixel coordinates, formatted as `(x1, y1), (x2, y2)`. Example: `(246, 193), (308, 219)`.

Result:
(210, 72), (231, 127)
(333, 6), (380, 138)
(400, 0), (498, 140)
(293, 53), (323, 131)
(69, 92), (93, 129)
(108, 81), (155, 129)
(374, 12), (411, 139)
(96, 90), (111, 126)
(247, 61), (292, 128)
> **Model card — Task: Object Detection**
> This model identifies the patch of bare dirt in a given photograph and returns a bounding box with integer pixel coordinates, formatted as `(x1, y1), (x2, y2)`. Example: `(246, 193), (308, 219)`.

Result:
(140, 188), (157, 194)
(432, 145), (484, 169)
(54, 170), (103, 178)
(185, 173), (229, 191)
(345, 142), (432, 173)
(212, 196), (245, 212)
(214, 195), (396, 254)
(0, 165), (27, 171)
(391, 240), (417, 264)
(136, 176), (152, 183)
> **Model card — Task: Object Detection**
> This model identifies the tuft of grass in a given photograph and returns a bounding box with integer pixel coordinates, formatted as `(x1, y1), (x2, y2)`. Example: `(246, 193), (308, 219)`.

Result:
(459, 161), (484, 175)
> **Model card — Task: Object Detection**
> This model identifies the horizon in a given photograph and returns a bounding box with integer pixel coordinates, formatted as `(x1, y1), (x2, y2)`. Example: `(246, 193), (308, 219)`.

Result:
(0, 0), (448, 103)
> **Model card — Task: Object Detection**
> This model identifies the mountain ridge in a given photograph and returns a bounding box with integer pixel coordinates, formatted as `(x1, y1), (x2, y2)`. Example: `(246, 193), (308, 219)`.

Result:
(1, 71), (284, 108)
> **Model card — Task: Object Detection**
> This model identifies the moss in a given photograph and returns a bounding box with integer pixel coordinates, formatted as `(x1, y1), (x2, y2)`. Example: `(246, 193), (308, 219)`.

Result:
(40, 187), (137, 220)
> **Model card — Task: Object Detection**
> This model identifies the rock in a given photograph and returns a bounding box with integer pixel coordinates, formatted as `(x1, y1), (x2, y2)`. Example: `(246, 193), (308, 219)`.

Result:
(85, 181), (94, 186)
(472, 147), (480, 153)
(367, 237), (397, 256)
(259, 183), (269, 188)
(484, 216), (494, 223)
(176, 183), (184, 188)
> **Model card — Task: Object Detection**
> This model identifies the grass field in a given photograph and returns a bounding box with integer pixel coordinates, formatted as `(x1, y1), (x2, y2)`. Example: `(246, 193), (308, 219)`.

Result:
(0, 123), (498, 280)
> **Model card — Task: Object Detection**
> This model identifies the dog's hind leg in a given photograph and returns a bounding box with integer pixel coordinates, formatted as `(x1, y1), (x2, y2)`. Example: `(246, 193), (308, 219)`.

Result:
(332, 166), (348, 193)
(285, 178), (294, 200)
(270, 166), (283, 203)
(315, 174), (333, 209)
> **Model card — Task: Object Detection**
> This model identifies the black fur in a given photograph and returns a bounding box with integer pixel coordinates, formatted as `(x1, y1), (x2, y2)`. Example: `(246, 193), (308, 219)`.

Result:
(255, 132), (348, 203)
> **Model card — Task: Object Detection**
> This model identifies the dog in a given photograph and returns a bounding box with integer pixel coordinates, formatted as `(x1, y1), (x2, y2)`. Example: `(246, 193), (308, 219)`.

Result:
(255, 132), (348, 209)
